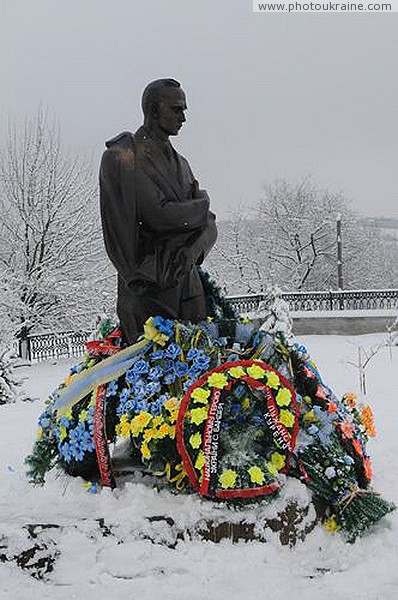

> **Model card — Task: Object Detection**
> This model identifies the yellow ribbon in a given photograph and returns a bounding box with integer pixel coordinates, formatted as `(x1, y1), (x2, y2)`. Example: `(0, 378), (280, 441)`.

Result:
(153, 462), (187, 492)
(338, 485), (377, 512)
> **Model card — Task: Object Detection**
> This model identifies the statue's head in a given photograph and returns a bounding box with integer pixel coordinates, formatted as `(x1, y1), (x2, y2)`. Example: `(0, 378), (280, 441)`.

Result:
(142, 79), (187, 136)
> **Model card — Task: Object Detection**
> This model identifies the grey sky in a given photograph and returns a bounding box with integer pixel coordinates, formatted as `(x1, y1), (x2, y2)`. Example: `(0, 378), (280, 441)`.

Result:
(1, 1), (397, 219)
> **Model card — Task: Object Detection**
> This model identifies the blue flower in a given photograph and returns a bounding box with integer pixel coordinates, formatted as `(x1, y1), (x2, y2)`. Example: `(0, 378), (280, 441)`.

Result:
(145, 381), (161, 398)
(120, 388), (130, 403)
(133, 379), (146, 396)
(317, 422), (334, 446)
(188, 366), (201, 379)
(80, 431), (94, 452)
(293, 343), (308, 358)
(137, 400), (149, 412)
(132, 359), (149, 376)
(251, 411), (264, 427)
(150, 349), (165, 361)
(175, 361), (188, 377)
(186, 348), (199, 361)
(71, 443), (85, 462)
(308, 425), (319, 435)
(163, 359), (176, 374)
(314, 405), (338, 424)
(125, 370), (137, 384)
(164, 372), (176, 385)
(165, 343), (181, 360)
(106, 380), (119, 397)
(59, 442), (72, 463)
(183, 379), (193, 392)
(193, 352), (210, 371)
(344, 455), (355, 465)
(39, 416), (50, 428)
(153, 315), (174, 336)
(149, 366), (163, 381)
(123, 400), (134, 413)
(149, 399), (163, 416)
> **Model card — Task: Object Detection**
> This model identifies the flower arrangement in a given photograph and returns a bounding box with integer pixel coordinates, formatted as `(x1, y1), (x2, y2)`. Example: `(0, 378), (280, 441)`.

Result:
(25, 316), (395, 541)
(290, 347), (393, 540)
(177, 360), (299, 499)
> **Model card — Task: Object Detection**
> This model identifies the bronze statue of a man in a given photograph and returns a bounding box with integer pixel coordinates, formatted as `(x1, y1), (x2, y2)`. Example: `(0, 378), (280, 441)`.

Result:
(99, 79), (217, 343)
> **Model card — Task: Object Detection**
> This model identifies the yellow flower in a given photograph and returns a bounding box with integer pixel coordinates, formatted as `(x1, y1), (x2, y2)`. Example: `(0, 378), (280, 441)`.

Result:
(157, 423), (170, 439)
(167, 424), (176, 439)
(59, 426), (67, 441)
(248, 466), (265, 485)
(360, 405), (376, 437)
(304, 409), (316, 423)
(324, 515), (340, 533)
(344, 392), (357, 409)
(169, 409), (179, 423)
(276, 388), (292, 406)
(219, 469), (237, 489)
(229, 366), (246, 379)
(143, 428), (156, 441)
(164, 397), (179, 412)
(37, 427), (43, 440)
(63, 374), (74, 386)
(78, 410), (88, 422)
(195, 450), (206, 470)
(270, 452), (286, 471)
(207, 373), (228, 389)
(119, 415), (131, 437)
(267, 462), (278, 476)
(266, 371), (280, 389)
(279, 409), (295, 428)
(189, 432), (202, 449)
(190, 407), (208, 426)
(191, 387), (211, 403)
(152, 416), (163, 427)
(130, 411), (152, 436)
(241, 397), (251, 410)
(143, 317), (169, 346)
(141, 442), (151, 460)
(247, 364), (266, 380)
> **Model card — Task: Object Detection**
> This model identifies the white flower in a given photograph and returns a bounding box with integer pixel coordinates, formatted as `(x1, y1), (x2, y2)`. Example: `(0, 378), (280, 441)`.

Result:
(325, 466), (336, 479)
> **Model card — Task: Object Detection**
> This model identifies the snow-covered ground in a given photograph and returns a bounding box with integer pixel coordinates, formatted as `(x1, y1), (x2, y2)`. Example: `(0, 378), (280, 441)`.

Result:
(1, 334), (397, 600)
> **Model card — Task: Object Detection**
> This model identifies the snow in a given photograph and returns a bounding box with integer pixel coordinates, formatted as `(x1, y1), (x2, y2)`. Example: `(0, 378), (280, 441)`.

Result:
(1, 335), (397, 600)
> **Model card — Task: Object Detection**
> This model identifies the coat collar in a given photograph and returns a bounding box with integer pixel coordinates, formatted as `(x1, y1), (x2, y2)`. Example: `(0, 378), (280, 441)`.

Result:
(134, 126), (183, 202)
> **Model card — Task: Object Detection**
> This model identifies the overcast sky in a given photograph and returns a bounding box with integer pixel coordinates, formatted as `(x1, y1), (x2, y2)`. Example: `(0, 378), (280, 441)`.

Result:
(1, 1), (397, 219)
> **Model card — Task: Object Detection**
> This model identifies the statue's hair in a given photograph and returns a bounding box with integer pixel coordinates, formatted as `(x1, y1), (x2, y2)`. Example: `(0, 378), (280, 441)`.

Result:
(141, 79), (181, 116)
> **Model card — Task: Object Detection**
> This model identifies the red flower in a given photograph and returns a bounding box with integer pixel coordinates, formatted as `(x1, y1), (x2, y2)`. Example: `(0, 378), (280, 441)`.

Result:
(339, 421), (354, 440)
(352, 439), (363, 457)
(328, 402), (338, 414)
(363, 457), (373, 481)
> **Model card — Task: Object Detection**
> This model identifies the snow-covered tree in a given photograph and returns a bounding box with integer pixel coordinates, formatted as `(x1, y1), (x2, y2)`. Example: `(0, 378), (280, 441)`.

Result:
(206, 178), (398, 294)
(0, 109), (114, 340)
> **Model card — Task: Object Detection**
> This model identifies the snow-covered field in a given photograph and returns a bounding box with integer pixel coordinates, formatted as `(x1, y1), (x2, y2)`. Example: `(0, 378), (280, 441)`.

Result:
(1, 334), (397, 600)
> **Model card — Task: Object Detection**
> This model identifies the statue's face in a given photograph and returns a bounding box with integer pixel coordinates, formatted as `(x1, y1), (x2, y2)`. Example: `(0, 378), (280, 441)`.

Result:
(155, 87), (187, 136)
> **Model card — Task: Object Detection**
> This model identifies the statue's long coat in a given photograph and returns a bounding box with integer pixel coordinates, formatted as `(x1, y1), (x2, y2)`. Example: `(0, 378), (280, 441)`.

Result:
(99, 127), (217, 343)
